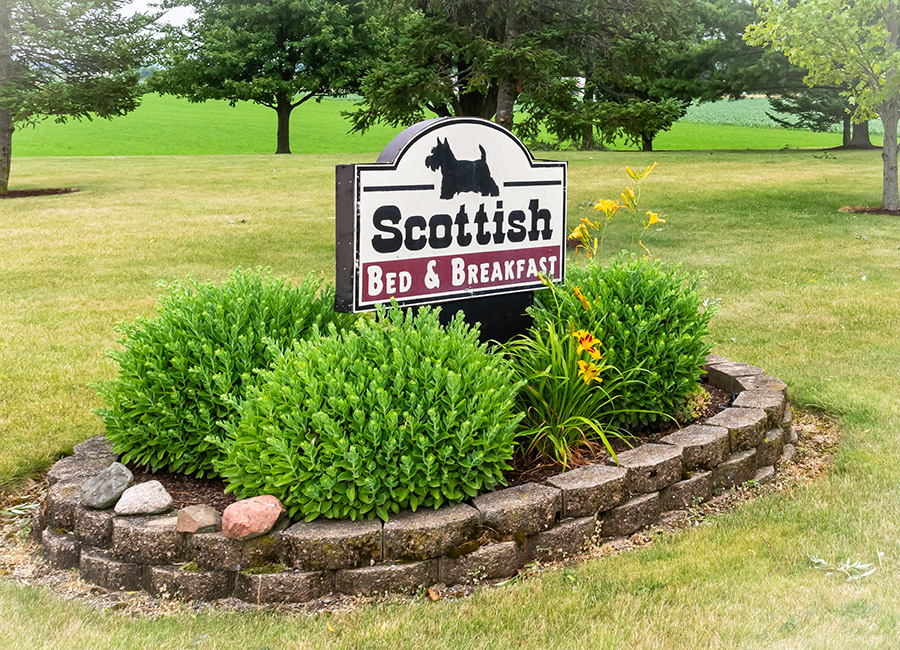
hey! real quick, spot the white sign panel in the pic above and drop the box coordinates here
[335,117,567,312]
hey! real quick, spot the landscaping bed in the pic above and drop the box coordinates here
[34,356,795,604]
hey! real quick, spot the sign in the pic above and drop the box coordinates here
[335,117,567,312]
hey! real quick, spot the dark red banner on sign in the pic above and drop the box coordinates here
[361,245,561,304]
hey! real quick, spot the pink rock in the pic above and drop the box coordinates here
[222,495,286,540]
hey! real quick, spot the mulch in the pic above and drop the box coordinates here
[838,205,900,216]
[1,188,79,199]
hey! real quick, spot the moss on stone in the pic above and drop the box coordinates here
[180,560,202,572]
[239,562,286,576]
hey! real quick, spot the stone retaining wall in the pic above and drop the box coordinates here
[35,356,796,604]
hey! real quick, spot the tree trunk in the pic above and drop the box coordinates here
[641,133,653,152]
[275,95,292,154]
[850,120,872,147]
[581,82,595,150]
[842,114,851,147]
[0,0,12,195]
[494,0,519,131]
[880,102,899,211]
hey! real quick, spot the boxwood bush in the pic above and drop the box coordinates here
[530,255,716,428]
[213,306,523,521]
[97,269,353,477]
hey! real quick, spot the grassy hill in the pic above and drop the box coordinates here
[11,94,860,158]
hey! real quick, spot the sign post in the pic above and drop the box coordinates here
[336,117,567,341]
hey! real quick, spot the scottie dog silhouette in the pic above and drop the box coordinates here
[425,138,501,200]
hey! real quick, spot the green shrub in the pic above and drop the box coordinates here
[97,268,353,477]
[213,306,523,522]
[530,255,716,428]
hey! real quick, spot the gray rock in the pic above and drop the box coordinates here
[544,464,627,518]
[712,449,757,490]
[114,480,173,516]
[659,471,712,511]
[112,515,185,564]
[187,531,283,571]
[754,466,776,484]
[706,407,768,451]
[177,504,221,534]
[234,570,332,604]
[438,541,526,585]
[611,444,682,494]
[659,424,730,471]
[383,504,481,561]
[42,527,81,569]
[334,560,436,596]
[600,493,660,537]
[732,389,786,430]
[706,362,764,392]
[779,444,797,466]
[281,519,382,571]
[74,506,116,548]
[472,483,561,537]
[147,565,234,601]
[81,462,133,509]
[757,429,785,468]
[79,548,144,592]
[528,516,597,562]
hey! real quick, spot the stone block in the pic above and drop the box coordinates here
[757,429,785,468]
[659,471,712,511]
[45,482,82,531]
[781,406,793,436]
[46,455,109,487]
[611,444,682,494]
[528,516,597,562]
[732,390,785,430]
[754,466,776,484]
[712,450,757,491]
[74,506,116,548]
[705,354,730,368]
[234,570,332,604]
[31,505,46,544]
[79,548,144,592]
[779,444,797,466]
[42,527,81,569]
[187,531,283,571]
[473,483,561,537]
[438,541,525,585]
[706,407,768,451]
[706,362,764,393]
[600,493,660,538]
[544,464,626,518]
[281,519,381,571]
[334,560,436,596]
[147,565,234,601]
[659,425,730,471]
[383,504,481,561]
[786,426,799,445]
[73,435,116,462]
[112,515,185,564]
[735,374,787,396]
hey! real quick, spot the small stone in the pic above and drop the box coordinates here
[222,495,286,541]
[81,462,133,509]
[787,426,799,445]
[177,504,221,534]
[779,444,797,466]
[114,480,173,516]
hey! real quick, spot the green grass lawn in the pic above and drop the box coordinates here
[10,94,860,158]
[2,148,900,648]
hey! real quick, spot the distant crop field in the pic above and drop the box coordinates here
[11,94,876,157]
